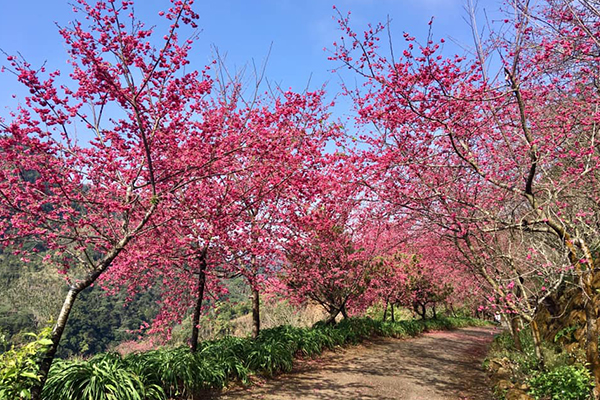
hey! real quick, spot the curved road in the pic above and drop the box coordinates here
[218,326,497,400]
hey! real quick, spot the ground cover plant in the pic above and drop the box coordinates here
[485,329,594,400]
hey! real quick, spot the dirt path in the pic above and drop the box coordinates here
[217,326,499,400]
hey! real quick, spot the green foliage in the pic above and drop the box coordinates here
[58,287,160,358]
[486,328,593,400]
[297,328,328,356]
[0,251,50,343]
[169,294,252,344]
[198,337,251,384]
[0,251,160,358]
[43,353,165,400]
[554,325,580,343]
[247,339,294,376]
[445,317,491,328]
[0,329,8,354]
[422,318,453,331]
[0,326,53,400]
[486,329,540,377]
[208,300,252,337]
[528,365,594,400]
[0,304,36,344]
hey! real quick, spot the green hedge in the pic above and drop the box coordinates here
[40,317,488,400]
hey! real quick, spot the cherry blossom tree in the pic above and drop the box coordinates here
[331,0,600,391]
[101,172,237,351]
[102,86,340,342]
[0,0,246,394]
[221,89,339,338]
[100,81,258,350]
[281,165,375,324]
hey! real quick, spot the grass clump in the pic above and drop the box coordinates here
[43,353,164,400]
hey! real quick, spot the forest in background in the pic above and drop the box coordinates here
[0,251,325,358]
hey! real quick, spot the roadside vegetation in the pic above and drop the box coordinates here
[1,316,487,400]
[486,329,594,400]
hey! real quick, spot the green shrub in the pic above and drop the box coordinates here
[198,336,251,384]
[247,338,294,376]
[297,329,326,356]
[0,329,8,354]
[0,326,52,400]
[528,365,593,400]
[43,353,164,400]
[554,325,580,343]
[403,319,425,336]
[128,347,209,396]
[423,318,453,331]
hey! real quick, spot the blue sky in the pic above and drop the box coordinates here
[0,0,503,123]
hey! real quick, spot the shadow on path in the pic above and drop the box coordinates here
[215,326,499,400]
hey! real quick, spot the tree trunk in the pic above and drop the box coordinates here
[415,303,426,320]
[448,303,456,317]
[341,305,349,319]
[432,304,437,319]
[251,286,260,339]
[509,316,523,352]
[584,299,600,399]
[530,320,545,368]
[190,251,207,353]
[390,303,395,322]
[324,314,336,325]
[29,206,152,399]
[414,302,426,319]
[383,298,389,321]
[31,287,81,400]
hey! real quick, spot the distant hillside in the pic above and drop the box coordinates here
[0,248,160,357]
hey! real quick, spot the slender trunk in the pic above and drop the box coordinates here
[417,303,426,320]
[341,305,349,319]
[432,304,437,319]
[390,303,395,322]
[31,287,81,400]
[530,320,545,368]
[584,299,600,399]
[324,307,339,325]
[190,251,207,353]
[448,303,456,317]
[30,206,153,399]
[509,316,523,352]
[324,302,349,325]
[414,302,424,319]
[251,286,260,339]
[383,298,389,321]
